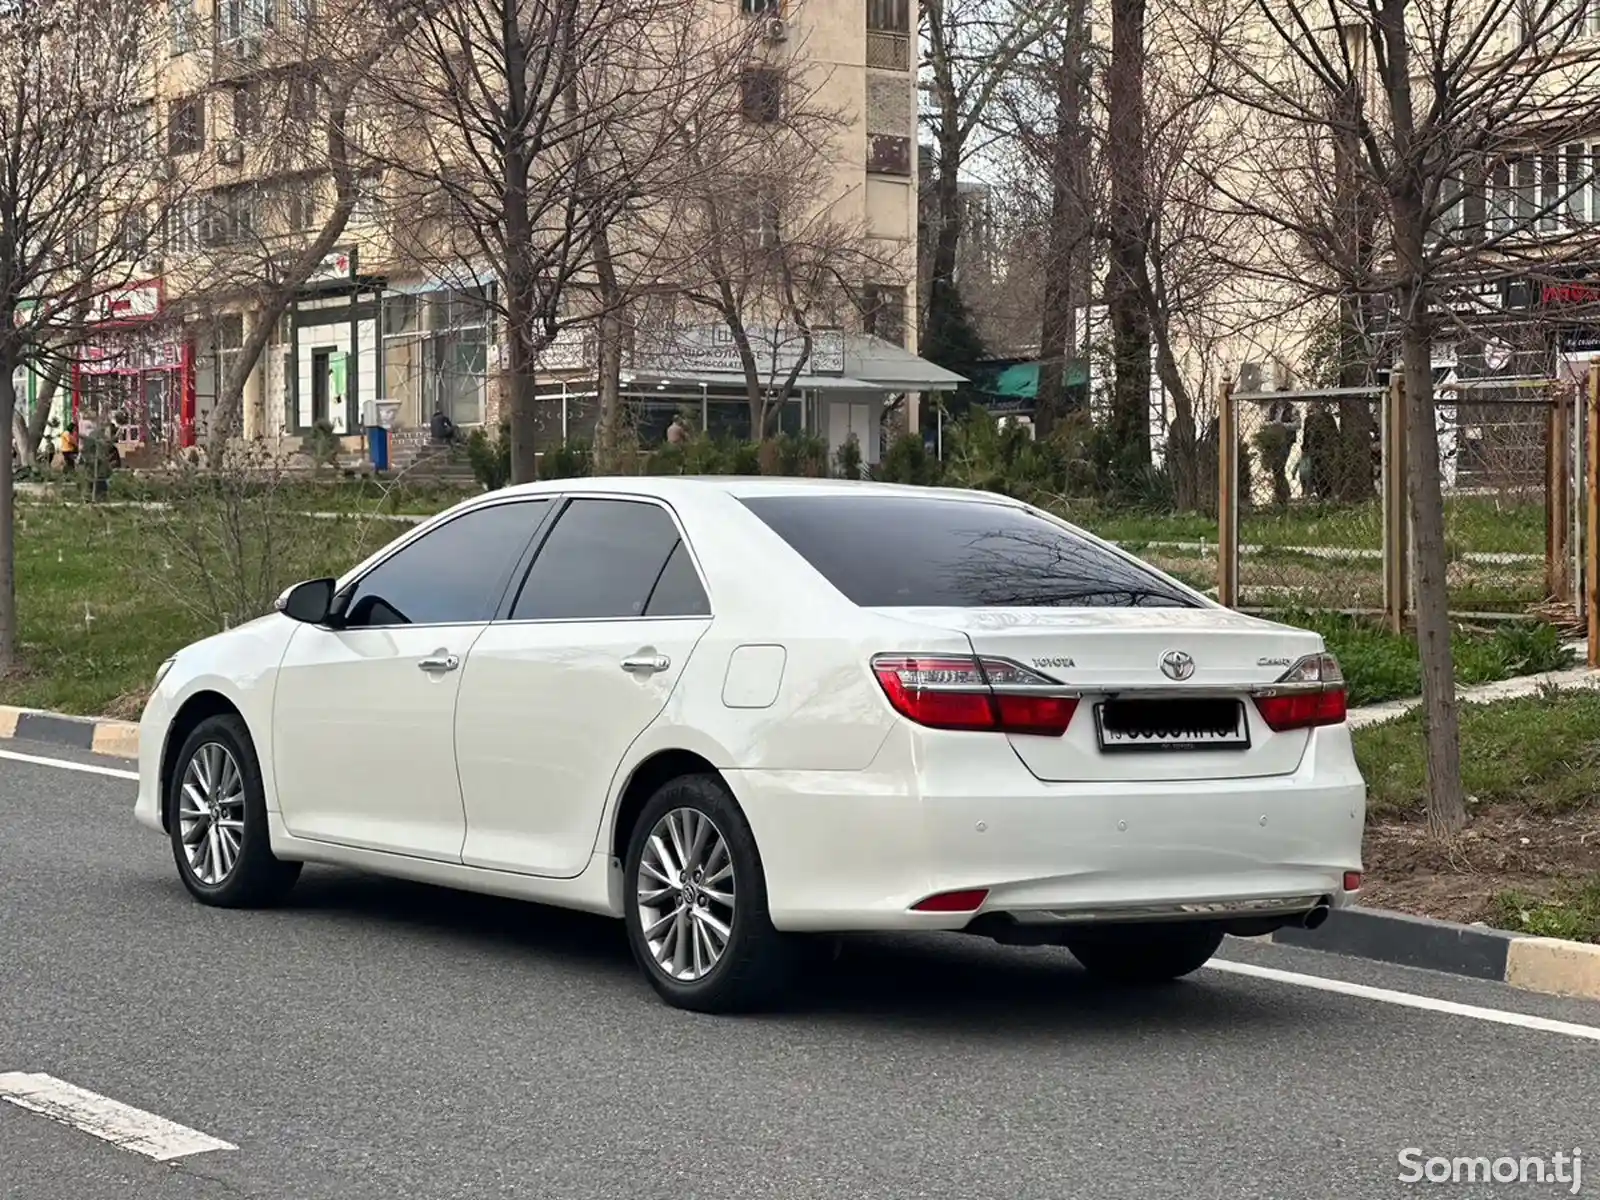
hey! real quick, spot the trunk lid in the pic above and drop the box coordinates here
[876,606,1326,782]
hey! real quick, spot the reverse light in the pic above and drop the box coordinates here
[1252,653,1347,731]
[912,888,990,913]
[870,655,1077,736]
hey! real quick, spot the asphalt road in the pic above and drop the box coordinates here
[3,739,1599,1200]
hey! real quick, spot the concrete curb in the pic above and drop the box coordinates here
[1272,907,1600,1002]
[0,707,138,760]
[1346,655,1599,729]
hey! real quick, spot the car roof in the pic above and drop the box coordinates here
[486,475,1025,505]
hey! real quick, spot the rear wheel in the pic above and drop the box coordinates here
[622,773,796,1013]
[1065,923,1224,985]
[167,714,301,908]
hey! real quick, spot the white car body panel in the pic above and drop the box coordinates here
[136,476,1366,941]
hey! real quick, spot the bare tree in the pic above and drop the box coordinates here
[373,0,751,484]
[921,0,1063,392]
[0,0,187,673]
[169,0,408,462]
[659,54,887,440]
[1190,0,1600,836]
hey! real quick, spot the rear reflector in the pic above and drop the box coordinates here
[1344,871,1362,892]
[1253,652,1347,731]
[912,888,990,913]
[870,655,1076,736]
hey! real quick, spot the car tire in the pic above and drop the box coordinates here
[1065,923,1225,985]
[623,773,796,1014]
[167,713,301,908]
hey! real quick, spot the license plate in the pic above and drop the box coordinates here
[1094,698,1250,753]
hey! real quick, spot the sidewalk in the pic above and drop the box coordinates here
[1347,644,1597,729]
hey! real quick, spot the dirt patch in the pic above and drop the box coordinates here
[99,690,149,722]
[1362,803,1600,926]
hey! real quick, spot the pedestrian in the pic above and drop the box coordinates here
[59,422,79,474]
[429,402,458,448]
[667,416,688,445]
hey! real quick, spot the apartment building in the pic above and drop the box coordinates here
[64,0,954,465]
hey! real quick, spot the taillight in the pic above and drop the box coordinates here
[1253,653,1347,731]
[870,654,1077,736]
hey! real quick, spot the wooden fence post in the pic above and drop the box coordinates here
[1547,384,1572,606]
[1217,375,1238,608]
[1382,371,1409,635]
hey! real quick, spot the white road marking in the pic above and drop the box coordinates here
[0,748,138,780]
[0,1072,235,1161]
[1208,959,1600,1042]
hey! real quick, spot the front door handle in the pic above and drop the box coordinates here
[418,654,460,673]
[621,653,671,675]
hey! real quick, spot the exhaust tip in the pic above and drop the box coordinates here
[1299,903,1331,930]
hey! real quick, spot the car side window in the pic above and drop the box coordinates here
[511,498,692,621]
[340,501,548,628]
[644,540,710,617]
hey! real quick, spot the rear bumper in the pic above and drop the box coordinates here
[727,723,1366,933]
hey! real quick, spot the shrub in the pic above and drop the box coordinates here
[834,433,863,479]
[876,431,942,485]
[465,424,511,490]
[540,440,591,480]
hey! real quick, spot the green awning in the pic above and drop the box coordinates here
[973,360,1088,400]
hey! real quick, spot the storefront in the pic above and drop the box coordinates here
[288,247,382,436]
[71,281,197,447]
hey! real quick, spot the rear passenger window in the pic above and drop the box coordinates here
[645,540,710,616]
[512,499,693,620]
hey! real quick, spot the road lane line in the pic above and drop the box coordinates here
[0,1072,235,1161]
[1208,959,1600,1042]
[0,748,138,780]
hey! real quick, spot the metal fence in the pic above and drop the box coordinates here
[1218,374,1581,629]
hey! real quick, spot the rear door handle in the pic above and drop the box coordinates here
[418,654,460,673]
[621,653,671,675]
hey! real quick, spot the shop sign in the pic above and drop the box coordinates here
[635,323,845,377]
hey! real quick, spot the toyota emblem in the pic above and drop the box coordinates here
[1159,649,1195,681]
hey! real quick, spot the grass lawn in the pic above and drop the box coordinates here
[1353,690,1600,941]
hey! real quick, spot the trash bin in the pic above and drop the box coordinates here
[367,424,389,472]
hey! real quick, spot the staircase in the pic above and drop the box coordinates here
[381,428,478,486]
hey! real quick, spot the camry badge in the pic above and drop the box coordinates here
[1159,649,1195,681]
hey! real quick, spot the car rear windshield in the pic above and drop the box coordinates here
[739,494,1200,609]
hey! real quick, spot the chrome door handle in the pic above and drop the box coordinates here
[418,654,460,673]
[621,653,671,674]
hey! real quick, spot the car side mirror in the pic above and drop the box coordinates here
[277,578,337,625]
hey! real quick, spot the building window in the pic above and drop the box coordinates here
[166,195,205,254]
[353,169,385,224]
[867,134,912,175]
[218,0,272,42]
[117,207,152,263]
[861,283,906,346]
[867,0,909,31]
[168,96,204,155]
[739,68,782,123]
[383,289,489,427]
[741,0,778,12]
[233,83,263,137]
[170,0,197,53]
[739,186,780,249]
[287,75,319,124]
[287,177,316,231]
[204,186,258,245]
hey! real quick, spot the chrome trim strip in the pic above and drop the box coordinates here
[1000,894,1325,925]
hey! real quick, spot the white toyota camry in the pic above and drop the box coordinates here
[135,476,1365,1011]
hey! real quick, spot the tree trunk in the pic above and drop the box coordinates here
[1399,291,1467,838]
[1034,7,1089,439]
[503,279,541,484]
[0,351,18,674]
[1106,0,1151,463]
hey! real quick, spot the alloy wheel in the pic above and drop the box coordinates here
[635,807,736,982]
[176,742,246,887]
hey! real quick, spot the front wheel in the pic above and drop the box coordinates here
[1065,923,1224,985]
[622,774,796,1013]
[167,714,301,908]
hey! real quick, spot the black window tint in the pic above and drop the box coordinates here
[645,540,711,616]
[341,501,546,627]
[739,495,1198,608]
[513,499,683,620]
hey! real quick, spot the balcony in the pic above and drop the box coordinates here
[866,31,910,71]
